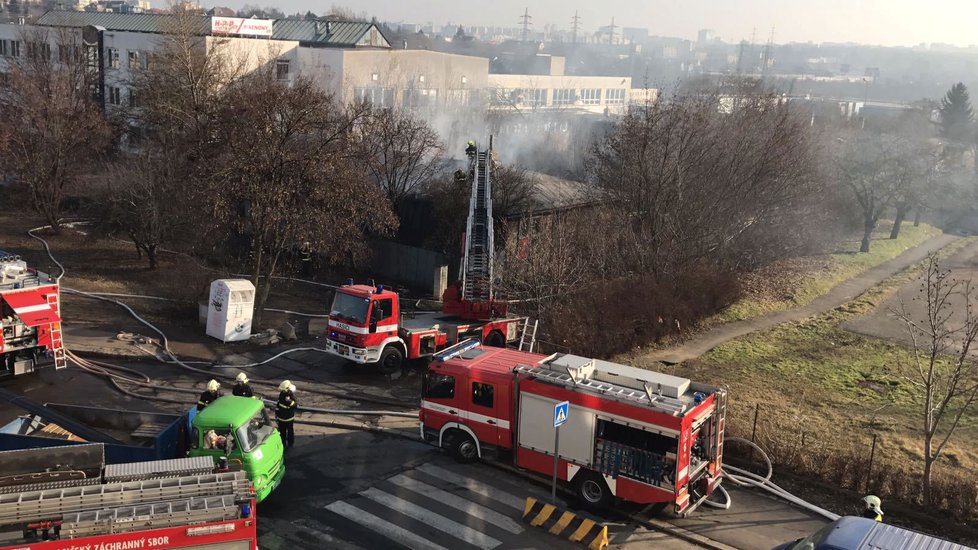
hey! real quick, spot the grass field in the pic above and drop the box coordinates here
[715,222,943,322]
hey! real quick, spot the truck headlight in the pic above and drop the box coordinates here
[354,349,366,356]
[255,474,267,489]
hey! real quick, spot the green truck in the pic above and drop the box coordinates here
[188,396,285,502]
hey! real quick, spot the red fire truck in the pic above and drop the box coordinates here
[0,251,66,376]
[325,282,529,374]
[0,445,259,550]
[324,140,534,373]
[419,340,727,515]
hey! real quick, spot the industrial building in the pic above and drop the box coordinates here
[0,11,638,116]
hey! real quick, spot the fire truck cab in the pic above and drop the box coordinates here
[325,282,526,374]
[0,251,65,376]
[420,341,727,515]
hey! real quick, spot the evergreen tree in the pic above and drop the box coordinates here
[939,82,973,143]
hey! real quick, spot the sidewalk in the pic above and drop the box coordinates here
[638,234,959,365]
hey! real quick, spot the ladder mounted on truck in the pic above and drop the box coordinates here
[514,353,696,416]
[460,139,495,303]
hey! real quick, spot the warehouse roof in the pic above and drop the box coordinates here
[35,11,391,48]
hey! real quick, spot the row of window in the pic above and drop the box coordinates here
[424,372,495,409]
[105,47,150,70]
[353,87,480,108]
[0,39,86,63]
[106,85,137,107]
[493,87,628,107]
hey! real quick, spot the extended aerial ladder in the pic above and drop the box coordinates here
[461,140,495,304]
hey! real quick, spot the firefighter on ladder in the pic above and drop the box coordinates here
[197,379,221,411]
[276,380,297,449]
[465,140,477,157]
[861,495,884,522]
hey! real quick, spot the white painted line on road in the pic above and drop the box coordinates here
[325,500,450,550]
[362,487,502,550]
[388,474,524,535]
[417,463,525,510]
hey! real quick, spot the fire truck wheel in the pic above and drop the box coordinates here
[447,431,479,463]
[483,330,505,348]
[377,346,404,375]
[573,471,612,511]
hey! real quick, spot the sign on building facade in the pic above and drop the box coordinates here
[211,17,274,37]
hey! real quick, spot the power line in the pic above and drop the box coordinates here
[570,10,581,44]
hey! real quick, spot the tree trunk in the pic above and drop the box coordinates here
[890,205,908,240]
[923,433,934,505]
[913,206,922,227]
[860,215,876,253]
[146,244,158,270]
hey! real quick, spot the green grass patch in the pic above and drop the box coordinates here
[715,222,942,322]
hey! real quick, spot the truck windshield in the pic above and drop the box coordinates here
[236,408,275,453]
[330,292,370,324]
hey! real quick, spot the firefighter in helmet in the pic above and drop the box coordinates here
[299,240,313,278]
[232,372,254,398]
[465,140,477,157]
[197,379,221,411]
[861,495,883,522]
[454,169,467,183]
[276,380,297,449]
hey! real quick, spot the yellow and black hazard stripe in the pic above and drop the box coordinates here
[522,497,608,550]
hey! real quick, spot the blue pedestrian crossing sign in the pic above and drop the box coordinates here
[554,401,569,428]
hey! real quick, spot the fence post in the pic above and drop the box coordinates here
[866,433,878,493]
[749,403,760,461]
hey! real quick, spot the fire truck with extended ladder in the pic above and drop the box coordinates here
[0,251,66,376]
[420,340,727,516]
[324,139,536,373]
[0,444,258,550]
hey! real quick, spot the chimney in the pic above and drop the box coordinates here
[325,20,331,34]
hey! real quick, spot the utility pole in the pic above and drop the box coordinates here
[736,39,747,74]
[761,26,775,77]
[570,10,581,44]
[607,16,617,45]
[519,7,532,42]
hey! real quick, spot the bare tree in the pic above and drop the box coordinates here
[212,70,397,325]
[835,132,900,252]
[0,28,113,232]
[894,256,978,505]
[356,106,443,209]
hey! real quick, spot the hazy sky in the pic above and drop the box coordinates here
[219,0,978,47]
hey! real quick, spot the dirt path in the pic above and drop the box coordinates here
[635,233,961,365]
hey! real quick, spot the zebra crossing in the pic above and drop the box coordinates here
[321,459,570,550]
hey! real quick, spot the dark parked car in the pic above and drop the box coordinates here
[774,516,974,550]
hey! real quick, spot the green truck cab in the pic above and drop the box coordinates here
[188,396,285,502]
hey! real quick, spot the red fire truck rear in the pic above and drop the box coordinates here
[0,251,66,376]
[0,446,258,550]
[324,140,535,373]
[419,340,727,515]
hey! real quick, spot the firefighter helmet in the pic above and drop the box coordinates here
[279,380,293,392]
[206,379,220,392]
[467,140,475,146]
[236,372,249,383]
[863,495,883,514]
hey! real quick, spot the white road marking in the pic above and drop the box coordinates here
[325,500,450,550]
[416,463,525,510]
[387,474,524,534]
[362,487,501,550]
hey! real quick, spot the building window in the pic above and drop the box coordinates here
[461,75,467,84]
[418,74,425,83]
[107,86,121,105]
[275,59,290,81]
[27,42,51,61]
[472,382,494,408]
[0,40,7,57]
[606,88,626,104]
[526,88,547,106]
[371,72,379,81]
[128,50,140,70]
[59,45,81,63]
[404,88,438,108]
[10,40,21,58]
[128,88,138,108]
[446,89,470,105]
[106,47,120,69]
[127,125,143,148]
[580,88,601,105]
[354,87,394,107]
[553,88,574,105]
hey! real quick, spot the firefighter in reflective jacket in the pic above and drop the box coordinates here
[276,380,297,449]
[232,372,254,398]
[299,241,313,278]
[861,495,883,522]
[465,140,477,156]
[197,379,221,411]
